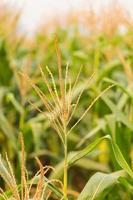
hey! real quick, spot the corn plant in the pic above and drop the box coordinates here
[19,37,133,200]
[0,133,65,200]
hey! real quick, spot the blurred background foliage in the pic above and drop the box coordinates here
[0,2,133,199]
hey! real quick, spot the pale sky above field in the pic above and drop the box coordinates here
[2,0,133,34]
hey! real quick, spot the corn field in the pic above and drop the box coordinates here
[0,2,133,200]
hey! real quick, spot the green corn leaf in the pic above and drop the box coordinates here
[0,112,16,150]
[102,95,133,131]
[96,60,121,84]
[103,77,133,98]
[68,135,133,178]
[6,93,24,114]
[78,170,125,200]
[111,140,133,178]
[67,135,110,167]
[0,39,13,86]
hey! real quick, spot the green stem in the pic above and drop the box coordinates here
[63,130,68,200]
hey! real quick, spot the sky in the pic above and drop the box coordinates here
[2,0,133,33]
